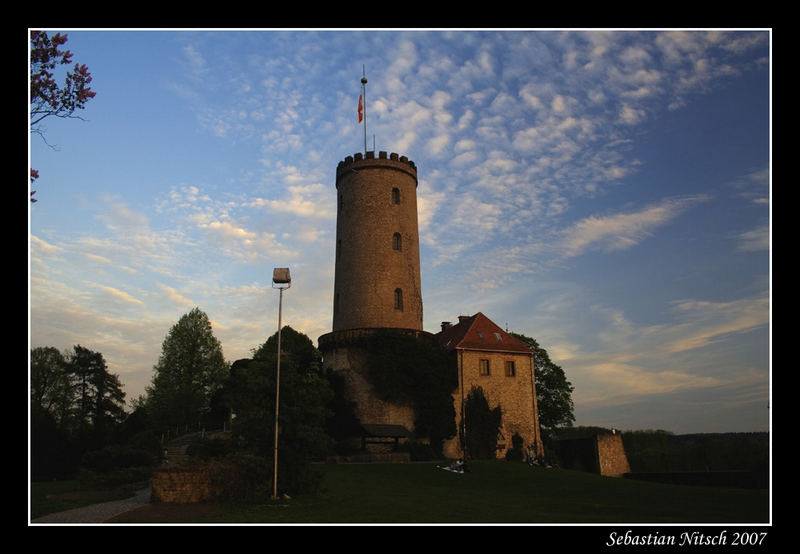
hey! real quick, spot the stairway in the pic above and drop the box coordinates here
[162,432,202,467]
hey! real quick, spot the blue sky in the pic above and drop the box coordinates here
[29,29,771,434]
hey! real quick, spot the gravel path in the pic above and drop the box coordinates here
[31,487,152,524]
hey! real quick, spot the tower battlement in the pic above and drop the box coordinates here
[336,151,418,188]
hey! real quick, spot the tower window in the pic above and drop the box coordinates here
[392,187,400,204]
[392,232,402,251]
[394,288,403,311]
[479,359,490,376]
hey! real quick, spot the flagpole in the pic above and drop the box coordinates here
[361,66,368,155]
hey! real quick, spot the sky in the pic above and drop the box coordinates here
[29,29,771,435]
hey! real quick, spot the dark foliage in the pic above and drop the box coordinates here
[359,330,458,453]
[30,345,127,480]
[218,327,333,495]
[622,430,769,473]
[505,432,525,461]
[323,368,362,443]
[510,333,575,435]
[463,386,503,460]
[81,444,156,472]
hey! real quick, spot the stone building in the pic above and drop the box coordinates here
[437,313,544,459]
[319,151,428,445]
[318,151,542,459]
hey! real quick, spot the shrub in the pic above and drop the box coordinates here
[394,441,439,461]
[81,444,156,472]
[207,453,272,502]
[505,433,524,461]
[126,430,163,460]
[463,386,502,460]
[187,437,235,461]
[78,466,152,490]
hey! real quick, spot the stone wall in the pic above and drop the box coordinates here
[596,433,631,477]
[321,340,416,433]
[556,433,631,477]
[151,467,221,503]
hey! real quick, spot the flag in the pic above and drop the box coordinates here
[358,93,363,123]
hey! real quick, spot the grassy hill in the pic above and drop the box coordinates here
[107,460,768,524]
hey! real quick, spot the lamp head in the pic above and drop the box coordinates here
[272,267,291,288]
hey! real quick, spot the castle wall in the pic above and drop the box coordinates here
[596,433,631,477]
[322,340,416,432]
[555,434,631,477]
[151,467,220,503]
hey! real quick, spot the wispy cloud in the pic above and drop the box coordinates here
[558,196,710,258]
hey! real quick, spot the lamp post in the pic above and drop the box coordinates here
[271,267,291,500]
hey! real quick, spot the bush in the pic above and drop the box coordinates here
[126,430,163,460]
[78,466,152,490]
[463,386,502,460]
[207,453,272,502]
[394,441,440,461]
[505,433,524,462]
[187,437,235,461]
[81,444,156,472]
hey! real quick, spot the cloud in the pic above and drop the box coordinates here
[737,225,770,252]
[257,183,334,219]
[558,196,709,258]
[665,296,770,353]
[158,284,196,308]
[93,284,145,306]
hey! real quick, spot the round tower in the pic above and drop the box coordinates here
[319,151,429,443]
[332,151,423,332]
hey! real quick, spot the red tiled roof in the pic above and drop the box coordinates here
[436,312,533,354]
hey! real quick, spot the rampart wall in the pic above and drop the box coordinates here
[555,434,631,477]
[151,467,220,503]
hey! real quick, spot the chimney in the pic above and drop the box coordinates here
[458,315,470,323]
[441,321,452,331]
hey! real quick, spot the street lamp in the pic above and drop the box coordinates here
[271,267,291,500]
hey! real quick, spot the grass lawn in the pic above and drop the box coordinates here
[102,461,769,524]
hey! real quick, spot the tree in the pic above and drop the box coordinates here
[66,345,127,445]
[30,346,72,425]
[30,345,125,477]
[221,327,333,495]
[511,333,575,435]
[29,30,96,202]
[462,386,503,460]
[146,308,229,432]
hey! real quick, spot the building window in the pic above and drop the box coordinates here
[394,288,403,311]
[392,232,402,251]
[505,360,516,377]
[392,187,400,204]
[479,359,490,376]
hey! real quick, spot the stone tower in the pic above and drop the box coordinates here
[331,151,423,332]
[319,151,431,444]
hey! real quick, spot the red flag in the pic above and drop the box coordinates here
[358,93,363,123]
